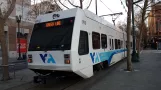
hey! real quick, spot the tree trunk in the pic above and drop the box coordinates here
[136,0,148,56]
[126,0,132,71]
[137,24,144,56]
[137,33,142,56]
[0,22,10,81]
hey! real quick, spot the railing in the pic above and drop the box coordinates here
[0,64,16,79]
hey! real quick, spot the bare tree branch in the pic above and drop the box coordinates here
[58,0,69,9]
[3,0,16,21]
[146,1,161,9]
[54,0,62,10]
[86,0,92,9]
[134,3,143,10]
[0,2,3,18]
[144,15,149,20]
[68,0,79,8]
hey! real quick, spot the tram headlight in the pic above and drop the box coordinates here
[65,60,70,64]
[64,54,70,64]
[28,54,33,63]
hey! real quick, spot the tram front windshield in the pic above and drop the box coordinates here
[28,17,75,51]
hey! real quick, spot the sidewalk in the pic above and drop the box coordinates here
[0,58,26,65]
[64,50,161,90]
[0,69,36,90]
[86,50,161,90]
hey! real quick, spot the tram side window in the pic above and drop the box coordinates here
[126,41,127,48]
[109,39,112,50]
[78,31,89,55]
[118,40,120,49]
[92,32,100,49]
[112,39,114,50]
[121,41,123,48]
[101,34,107,49]
[115,39,118,49]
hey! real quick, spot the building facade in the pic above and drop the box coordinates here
[148,2,161,37]
[0,0,61,58]
[148,1,161,49]
[0,0,34,58]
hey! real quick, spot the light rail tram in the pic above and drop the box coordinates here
[27,8,132,82]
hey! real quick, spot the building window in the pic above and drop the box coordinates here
[101,34,107,49]
[78,31,89,55]
[131,42,132,48]
[4,31,8,44]
[92,32,100,49]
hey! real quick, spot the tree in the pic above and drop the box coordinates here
[0,0,16,81]
[135,0,148,56]
[54,0,93,9]
[117,21,127,31]
[134,0,161,56]
[126,0,132,71]
[29,0,62,19]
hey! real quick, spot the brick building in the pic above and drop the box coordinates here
[148,1,161,49]
[0,0,34,58]
[148,2,161,38]
[0,0,61,59]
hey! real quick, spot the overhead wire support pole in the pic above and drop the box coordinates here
[131,0,143,62]
[99,12,123,26]
[96,0,98,15]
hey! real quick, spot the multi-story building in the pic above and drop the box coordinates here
[148,1,161,49]
[0,0,61,59]
[0,0,34,59]
[148,2,161,37]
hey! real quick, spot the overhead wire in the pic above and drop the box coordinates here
[119,0,127,12]
[86,0,93,9]
[99,0,114,13]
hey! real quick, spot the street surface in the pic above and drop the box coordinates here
[4,50,161,90]
[0,59,27,73]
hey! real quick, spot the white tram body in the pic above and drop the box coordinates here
[27,8,132,78]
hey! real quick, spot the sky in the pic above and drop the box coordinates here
[32,0,128,25]
[60,0,128,25]
[88,0,127,24]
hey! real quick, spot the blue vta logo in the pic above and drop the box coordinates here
[40,54,56,64]
[90,52,100,63]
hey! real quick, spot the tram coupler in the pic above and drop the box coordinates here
[33,74,49,84]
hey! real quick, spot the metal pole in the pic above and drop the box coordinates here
[132,0,139,62]
[16,16,22,60]
[80,0,83,9]
[96,0,97,15]
[18,21,21,60]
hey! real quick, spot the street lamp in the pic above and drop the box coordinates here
[16,15,22,60]
[131,0,143,62]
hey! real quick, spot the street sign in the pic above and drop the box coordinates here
[17,38,27,53]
